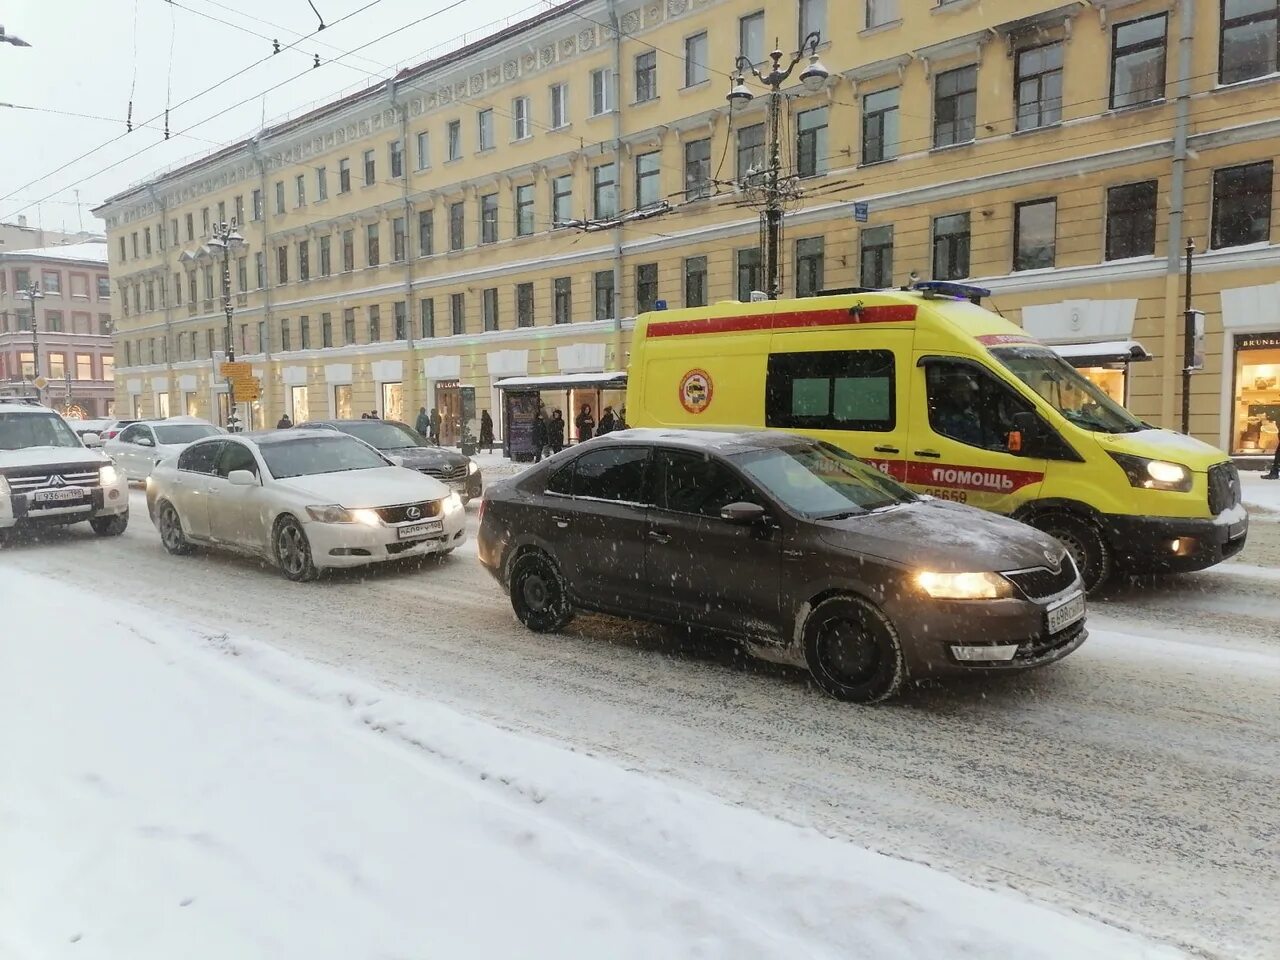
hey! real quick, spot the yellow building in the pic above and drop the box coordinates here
[96,0,1280,459]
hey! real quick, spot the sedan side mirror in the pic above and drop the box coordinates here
[721,501,767,525]
[136,435,155,447]
[227,469,258,486]
[82,432,102,447]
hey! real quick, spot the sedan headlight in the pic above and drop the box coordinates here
[349,508,382,527]
[1109,453,1193,493]
[916,570,1013,600]
[0,474,9,497]
[445,492,464,513]
[306,504,353,523]
[99,464,119,487]
[467,459,480,476]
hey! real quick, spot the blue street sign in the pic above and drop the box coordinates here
[853,202,869,223]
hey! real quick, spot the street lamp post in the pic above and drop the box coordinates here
[19,281,44,401]
[727,33,828,300]
[208,220,246,431]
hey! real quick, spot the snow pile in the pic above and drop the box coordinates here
[1241,471,1280,518]
[0,571,1186,960]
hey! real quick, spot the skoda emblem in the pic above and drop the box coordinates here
[406,505,422,520]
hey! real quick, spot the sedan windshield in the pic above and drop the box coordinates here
[0,412,83,450]
[154,424,220,445]
[735,442,915,519]
[335,420,426,450]
[260,435,390,479]
[991,347,1144,434]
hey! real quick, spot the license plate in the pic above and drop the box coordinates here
[33,487,86,503]
[397,519,443,540]
[1046,591,1085,634]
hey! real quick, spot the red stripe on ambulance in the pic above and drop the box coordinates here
[645,305,917,338]
[904,461,1043,494]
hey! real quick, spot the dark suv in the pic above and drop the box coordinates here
[299,419,482,502]
[478,429,1087,703]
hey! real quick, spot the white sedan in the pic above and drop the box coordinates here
[145,429,466,580]
[105,417,222,482]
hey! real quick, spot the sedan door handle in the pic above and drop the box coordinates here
[914,449,942,459]
[551,514,571,529]
[647,528,671,545]
[873,445,900,454]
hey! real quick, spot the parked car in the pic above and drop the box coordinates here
[98,418,143,441]
[0,400,130,537]
[67,418,115,447]
[298,418,482,502]
[146,429,467,580]
[478,429,1087,703]
[105,416,222,482]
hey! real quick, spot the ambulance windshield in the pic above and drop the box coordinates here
[991,347,1145,434]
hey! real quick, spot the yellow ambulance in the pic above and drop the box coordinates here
[625,282,1247,591]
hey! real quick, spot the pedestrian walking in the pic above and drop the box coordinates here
[549,409,565,453]
[480,410,495,454]
[532,409,550,462]
[575,403,595,443]
[276,413,293,429]
[430,407,442,444]
[616,406,628,430]
[597,406,616,436]
[1264,410,1280,480]
[415,405,431,436]
[369,410,380,419]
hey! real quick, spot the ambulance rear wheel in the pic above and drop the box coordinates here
[1032,513,1112,594]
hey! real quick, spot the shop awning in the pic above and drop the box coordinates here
[494,371,628,392]
[1052,340,1153,366]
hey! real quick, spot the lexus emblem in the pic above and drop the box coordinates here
[47,474,66,488]
[406,505,421,520]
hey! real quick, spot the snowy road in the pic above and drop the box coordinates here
[4,489,1278,959]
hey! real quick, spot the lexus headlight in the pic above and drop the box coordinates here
[1109,453,1193,492]
[0,475,9,497]
[350,508,382,526]
[306,504,353,523]
[446,492,464,512]
[99,464,119,487]
[467,459,479,475]
[916,570,1013,600]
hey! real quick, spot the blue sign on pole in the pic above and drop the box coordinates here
[853,202,869,223]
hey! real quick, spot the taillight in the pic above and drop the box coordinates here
[478,497,487,523]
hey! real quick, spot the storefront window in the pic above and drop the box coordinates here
[381,382,404,422]
[1074,367,1127,405]
[291,385,310,423]
[1231,333,1280,456]
[334,384,353,420]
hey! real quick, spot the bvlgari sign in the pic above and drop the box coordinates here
[1238,333,1280,351]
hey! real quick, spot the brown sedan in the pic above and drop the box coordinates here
[478,429,1086,703]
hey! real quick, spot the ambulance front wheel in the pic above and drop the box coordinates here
[1031,513,1112,594]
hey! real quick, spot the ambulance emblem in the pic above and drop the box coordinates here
[679,369,713,414]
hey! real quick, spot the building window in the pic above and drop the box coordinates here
[251,190,263,221]
[76,354,93,381]
[737,123,765,179]
[277,245,289,285]
[451,292,466,335]
[390,138,404,178]
[145,282,155,311]
[118,237,127,261]
[517,282,535,327]
[1016,42,1064,131]
[281,319,292,353]
[516,184,535,236]
[799,0,826,43]
[339,158,351,193]
[796,107,828,178]
[635,51,658,102]
[1105,181,1158,260]
[684,138,712,200]
[334,384,353,419]
[635,262,659,312]
[343,308,356,344]
[368,304,382,342]
[237,257,248,292]
[554,277,572,324]
[419,298,435,338]
[684,256,707,307]
[1013,198,1057,271]
[19,352,35,377]
[635,151,662,209]
[552,174,573,225]
[1221,0,1279,84]
[47,310,65,332]
[795,237,824,297]
[322,312,333,348]
[202,208,211,235]
[737,247,762,301]
[932,213,971,280]
[551,83,569,128]
[342,230,355,272]
[295,174,306,207]
[414,131,430,171]
[275,181,285,214]
[478,109,495,151]
[143,227,152,255]
[591,67,613,115]
[393,217,407,262]
[393,300,407,340]
[1230,331,1280,454]
[1110,14,1167,109]
[131,232,139,258]
[481,193,499,244]
[255,252,266,289]
[481,288,499,331]
[186,212,195,240]
[365,223,380,266]
[861,224,893,287]
[866,0,898,29]
[258,321,268,354]
[300,315,311,349]
[41,271,62,294]
[362,149,376,186]
[934,65,977,148]
[319,235,332,276]
[97,276,111,299]
[685,31,709,86]
[419,210,434,256]
[299,239,310,281]
[1212,160,1274,248]
[447,119,462,161]
[740,10,764,64]
[594,270,615,320]
[48,353,67,380]
[861,88,899,164]
[317,167,328,201]
[450,201,466,250]
[513,96,530,139]
[593,163,618,219]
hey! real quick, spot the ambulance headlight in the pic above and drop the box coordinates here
[1109,453,1192,493]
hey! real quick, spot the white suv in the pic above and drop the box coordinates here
[0,400,130,537]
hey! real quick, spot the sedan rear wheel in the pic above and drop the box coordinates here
[803,595,904,704]
[157,502,192,554]
[274,515,319,582]
[509,551,574,632]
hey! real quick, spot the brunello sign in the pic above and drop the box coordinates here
[1237,333,1280,351]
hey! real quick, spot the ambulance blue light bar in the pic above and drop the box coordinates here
[913,281,991,303]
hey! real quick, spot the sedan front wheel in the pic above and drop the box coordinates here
[274,515,319,582]
[156,502,191,555]
[509,551,573,632]
[802,595,905,704]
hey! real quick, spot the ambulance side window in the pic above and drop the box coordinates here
[765,350,895,432]
[925,362,1035,453]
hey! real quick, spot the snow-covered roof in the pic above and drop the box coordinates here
[494,371,628,391]
[0,240,109,265]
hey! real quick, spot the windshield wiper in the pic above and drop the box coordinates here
[819,509,866,521]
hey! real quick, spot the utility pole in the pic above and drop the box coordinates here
[209,220,246,432]
[19,281,44,402]
[1180,237,1195,435]
[727,34,829,300]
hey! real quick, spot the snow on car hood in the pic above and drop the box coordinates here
[0,446,107,470]
[819,499,1065,574]
[1092,429,1228,471]
[274,466,450,506]
[391,445,470,470]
